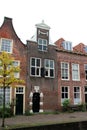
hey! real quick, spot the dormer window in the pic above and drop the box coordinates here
[62,41,72,51]
[0,38,13,53]
[84,46,87,52]
[38,38,47,51]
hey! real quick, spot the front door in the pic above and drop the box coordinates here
[16,94,23,115]
[32,92,40,113]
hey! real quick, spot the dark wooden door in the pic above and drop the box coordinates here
[32,92,40,113]
[16,94,23,115]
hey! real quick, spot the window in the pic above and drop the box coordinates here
[0,87,10,107]
[13,61,20,78]
[72,64,80,80]
[62,41,72,51]
[16,87,23,93]
[74,87,80,104]
[0,60,20,78]
[84,86,87,92]
[84,46,87,52]
[84,64,87,80]
[44,59,54,78]
[38,38,47,51]
[0,38,13,53]
[30,57,41,77]
[61,62,69,80]
[61,86,69,104]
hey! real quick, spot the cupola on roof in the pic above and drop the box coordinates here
[35,20,50,30]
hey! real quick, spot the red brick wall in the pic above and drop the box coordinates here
[0,17,27,110]
[56,50,87,109]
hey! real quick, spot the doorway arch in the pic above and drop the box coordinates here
[32,92,40,112]
[29,86,44,113]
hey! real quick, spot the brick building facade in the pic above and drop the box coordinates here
[27,21,58,113]
[0,17,27,115]
[0,17,87,114]
[55,39,87,110]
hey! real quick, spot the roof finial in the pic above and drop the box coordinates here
[42,20,44,23]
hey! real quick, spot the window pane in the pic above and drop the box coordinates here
[30,58,41,77]
[65,63,68,68]
[61,63,69,79]
[38,39,42,44]
[45,59,54,78]
[13,61,19,66]
[62,93,64,98]
[1,39,12,53]
[37,59,40,66]
[43,40,47,45]
[74,87,76,92]
[16,87,23,93]
[84,64,87,80]
[74,87,80,104]
[50,61,54,68]
[85,87,87,92]
[38,45,42,50]
[45,69,48,76]
[61,86,69,102]
[0,87,10,106]
[85,64,87,70]
[50,69,53,77]
[72,64,79,80]
[43,46,47,51]
[65,93,68,98]
[36,68,39,75]
[31,58,35,66]
[65,87,68,92]
[31,67,35,75]
[38,38,47,51]
[62,87,64,92]
[45,60,49,67]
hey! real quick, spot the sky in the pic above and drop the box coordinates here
[0,0,87,46]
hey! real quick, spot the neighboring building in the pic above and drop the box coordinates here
[55,39,87,110]
[27,20,58,113]
[0,17,26,115]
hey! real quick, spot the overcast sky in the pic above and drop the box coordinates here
[0,0,87,46]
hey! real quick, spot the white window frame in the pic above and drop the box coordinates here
[74,86,81,105]
[84,86,87,93]
[0,38,13,53]
[61,62,69,80]
[0,87,11,107]
[44,59,55,78]
[62,41,72,51]
[16,87,24,94]
[61,86,69,105]
[14,86,25,115]
[13,60,20,78]
[84,64,87,81]
[30,57,41,77]
[72,63,80,81]
[38,38,47,51]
